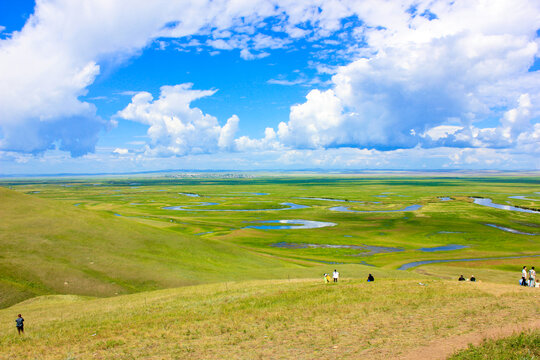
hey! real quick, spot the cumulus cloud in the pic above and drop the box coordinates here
[0,0,363,157]
[272,0,540,153]
[116,84,239,156]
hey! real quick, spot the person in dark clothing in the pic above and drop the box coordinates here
[458,275,466,281]
[367,274,374,282]
[15,314,24,335]
[470,275,476,282]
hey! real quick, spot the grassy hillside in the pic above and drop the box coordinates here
[0,277,538,359]
[1,175,539,308]
[0,187,317,307]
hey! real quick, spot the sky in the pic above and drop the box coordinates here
[0,0,539,175]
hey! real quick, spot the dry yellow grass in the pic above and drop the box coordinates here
[1,278,538,359]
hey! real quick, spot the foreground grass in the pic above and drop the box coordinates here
[1,278,538,360]
[449,329,540,360]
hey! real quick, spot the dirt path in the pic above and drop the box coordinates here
[396,318,540,360]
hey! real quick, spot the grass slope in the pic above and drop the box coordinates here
[0,187,312,307]
[0,277,538,359]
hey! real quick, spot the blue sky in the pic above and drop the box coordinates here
[0,0,539,174]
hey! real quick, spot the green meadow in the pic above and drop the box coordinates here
[0,174,539,358]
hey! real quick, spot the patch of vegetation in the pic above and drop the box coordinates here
[449,329,540,360]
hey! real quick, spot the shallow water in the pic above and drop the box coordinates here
[472,198,540,214]
[508,195,539,201]
[179,192,200,197]
[246,219,336,230]
[295,197,362,203]
[418,244,468,252]
[398,254,540,270]
[163,202,309,212]
[329,204,422,213]
[484,223,538,235]
[437,231,463,234]
[270,242,403,255]
[439,197,452,201]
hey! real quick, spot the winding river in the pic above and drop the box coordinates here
[329,204,422,213]
[472,198,540,214]
[398,254,540,270]
[163,202,309,212]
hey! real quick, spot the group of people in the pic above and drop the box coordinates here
[323,270,375,283]
[520,266,537,287]
[324,270,340,283]
[458,275,476,282]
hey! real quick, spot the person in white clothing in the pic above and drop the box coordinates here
[529,267,536,287]
[522,266,527,279]
[333,269,339,283]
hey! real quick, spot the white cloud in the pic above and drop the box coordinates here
[218,115,240,150]
[235,127,281,151]
[271,0,540,153]
[422,126,463,141]
[113,148,129,155]
[116,84,239,156]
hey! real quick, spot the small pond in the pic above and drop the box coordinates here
[246,219,336,230]
[179,193,200,197]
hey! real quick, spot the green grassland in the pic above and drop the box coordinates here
[0,175,539,358]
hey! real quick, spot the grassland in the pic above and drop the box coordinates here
[1,277,538,359]
[0,174,539,358]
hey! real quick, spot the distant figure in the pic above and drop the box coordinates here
[367,274,374,282]
[458,275,466,281]
[470,275,476,282]
[333,269,339,283]
[522,266,528,280]
[15,314,24,335]
[529,267,536,287]
[324,273,331,283]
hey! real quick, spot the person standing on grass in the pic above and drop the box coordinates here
[15,314,24,335]
[333,269,339,283]
[529,267,536,287]
[522,266,527,280]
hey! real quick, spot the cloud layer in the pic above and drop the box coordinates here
[0,0,539,169]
